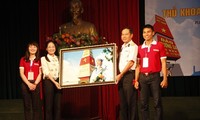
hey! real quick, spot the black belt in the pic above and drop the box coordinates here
[45,77,59,82]
[127,70,135,73]
[28,80,35,83]
[140,72,159,76]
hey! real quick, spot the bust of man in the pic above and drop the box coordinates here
[59,0,97,36]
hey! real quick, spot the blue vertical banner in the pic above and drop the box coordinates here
[145,0,200,76]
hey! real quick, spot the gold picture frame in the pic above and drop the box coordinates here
[59,43,117,88]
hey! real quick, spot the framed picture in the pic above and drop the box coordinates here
[59,43,117,88]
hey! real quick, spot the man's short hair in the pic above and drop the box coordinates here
[96,58,103,62]
[123,27,133,34]
[143,24,154,31]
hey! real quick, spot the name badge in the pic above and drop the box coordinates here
[143,57,149,68]
[28,72,34,80]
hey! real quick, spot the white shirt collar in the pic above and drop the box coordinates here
[122,40,134,48]
[141,40,157,48]
[47,54,57,60]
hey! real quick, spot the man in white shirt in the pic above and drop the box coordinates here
[116,27,139,120]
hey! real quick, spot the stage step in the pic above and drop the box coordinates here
[0,99,24,120]
[0,97,200,120]
[148,97,200,120]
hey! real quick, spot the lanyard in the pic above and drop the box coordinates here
[144,45,151,57]
[30,60,33,71]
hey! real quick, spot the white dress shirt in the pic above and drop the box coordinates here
[119,40,138,72]
[41,54,59,80]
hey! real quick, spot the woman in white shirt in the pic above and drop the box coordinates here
[41,40,61,120]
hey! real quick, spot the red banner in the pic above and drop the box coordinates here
[157,34,181,60]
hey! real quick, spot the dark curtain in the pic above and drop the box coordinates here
[1,1,38,99]
[38,0,140,119]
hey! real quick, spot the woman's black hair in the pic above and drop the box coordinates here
[24,41,40,62]
[44,40,58,62]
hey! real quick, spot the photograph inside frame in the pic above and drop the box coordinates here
[59,43,117,88]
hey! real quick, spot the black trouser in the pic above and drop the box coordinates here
[21,81,42,120]
[139,72,163,120]
[118,71,139,120]
[43,79,62,120]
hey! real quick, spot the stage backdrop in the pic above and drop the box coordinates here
[145,0,200,76]
[39,0,140,119]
